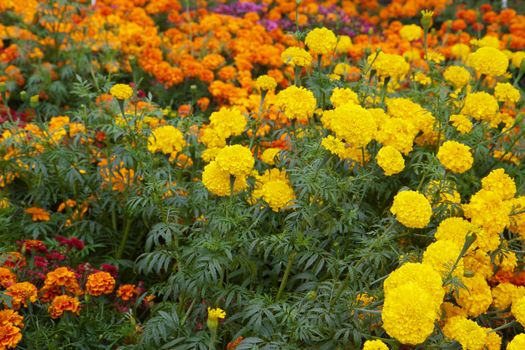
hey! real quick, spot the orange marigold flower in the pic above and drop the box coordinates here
[86,271,115,296]
[5,282,37,309]
[0,267,17,288]
[0,321,22,349]
[43,267,82,295]
[0,310,24,328]
[48,295,81,319]
[25,207,50,221]
[116,284,139,301]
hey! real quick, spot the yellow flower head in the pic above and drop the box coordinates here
[437,140,473,174]
[376,145,404,176]
[443,66,471,89]
[305,27,337,55]
[461,92,499,122]
[390,190,432,228]
[400,24,423,41]
[468,47,509,76]
[147,125,186,157]
[110,84,133,100]
[215,145,254,178]
[274,86,316,122]
[256,75,277,92]
[494,82,521,104]
[281,47,312,67]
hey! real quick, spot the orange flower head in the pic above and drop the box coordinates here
[48,295,81,319]
[0,321,22,349]
[117,284,139,301]
[5,282,37,309]
[25,207,50,221]
[43,267,82,295]
[0,310,24,328]
[86,271,116,296]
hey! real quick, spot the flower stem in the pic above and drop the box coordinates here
[276,251,296,301]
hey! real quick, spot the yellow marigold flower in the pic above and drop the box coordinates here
[463,189,511,238]
[255,75,277,92]
[507,334,525,350]
[381,282,438,345]
[443,66,471,89]
[305,27,337,55]
[468,47,509,76]
[449,114,472,134]
[492,283,525,310]
[5,282,37,309]
[437,140,473,173]
[511,51,525,69]
[461,92,499,123]
[0,267,17,288]
[512,296,525,327]
[275,85,316,122]
[202,161,248,197]
[464,249,493,279]
[390,190,432,228]
[435,217,474,249]
[328,104,376,148]
[367,52,410,81]
[252,169,295,212]
[25,207,50,221]
[451,43,471,61]
[209,108,247,139]
[474,35,500,49]
[423,240,463,279]
[330,87,359,108]
[281,47,312,67]
[443,316,487,350]
[362,339,388,350]
[48,295,81,318]
[333,63,352,76]
[201,128,227,149]
[215,145,254,177]
[376,118,417,155]
[494,82,521,104]
[147,125,186,156]
[481,168,516,200]
[376,146,404,176]
[413,72,431,85]
[260,148,281,165]
[335,35,352,53]
[425,51,444,64]
[86,271,116,296]
[455,274,492,317]
[399,24,422,41]
[109,84,133,100]
[207,307,226,330]
[0,321,22,349]
[383,262,444,303]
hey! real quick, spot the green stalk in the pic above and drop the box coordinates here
[116,213,132,259]
[276,251,296,300]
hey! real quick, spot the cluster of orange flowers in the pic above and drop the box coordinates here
[0,238,150,348]
[1,0,522,118]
